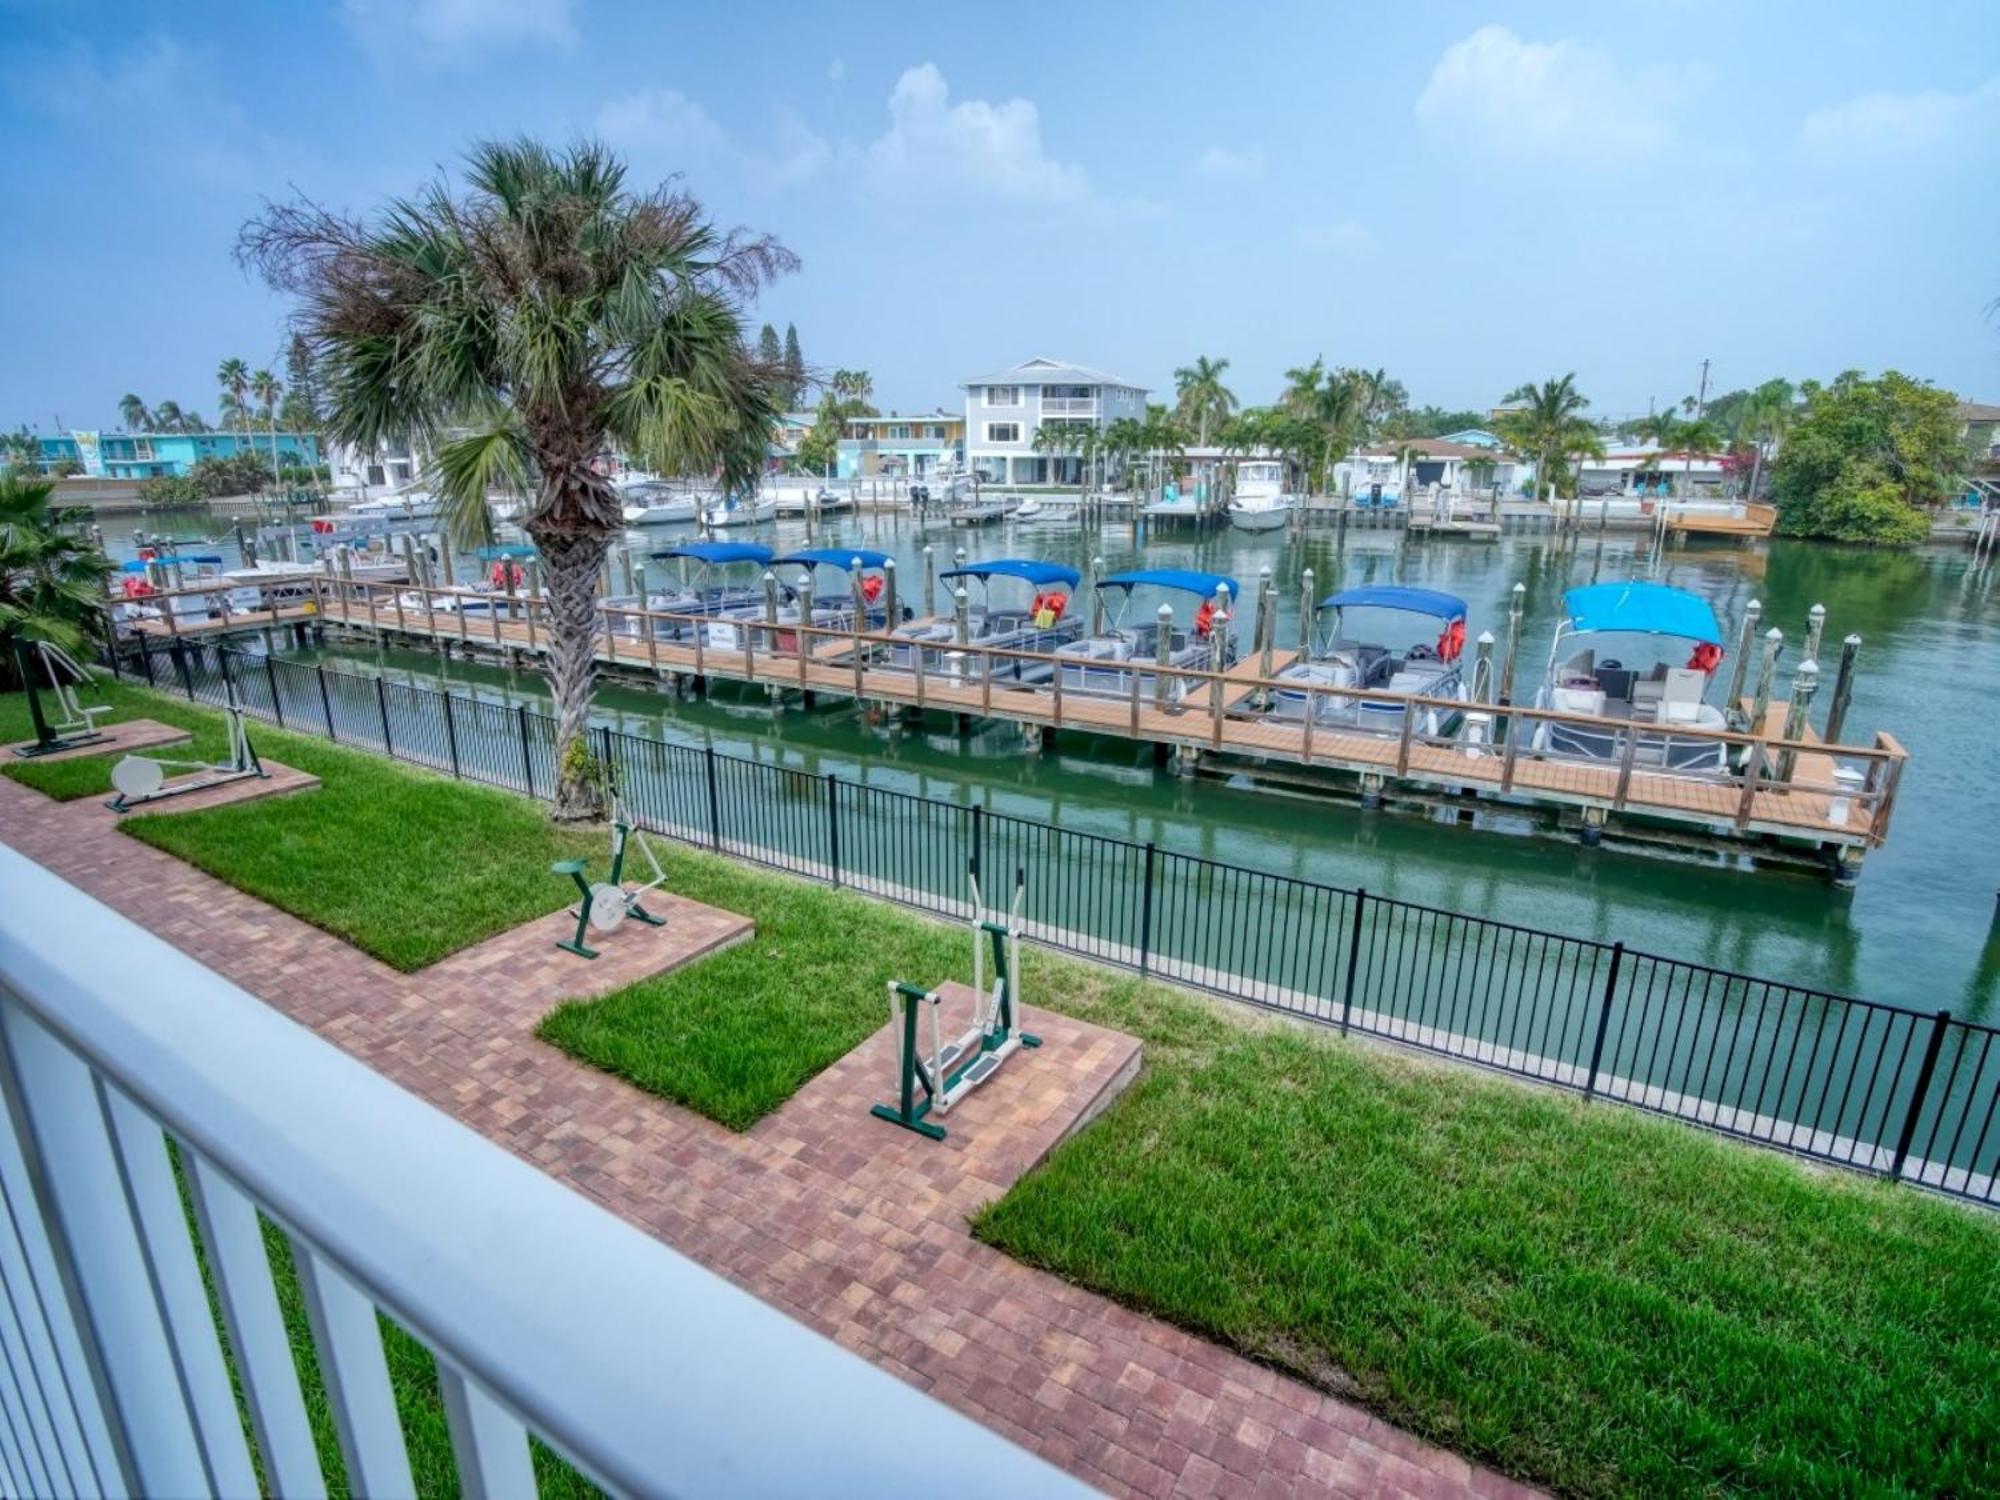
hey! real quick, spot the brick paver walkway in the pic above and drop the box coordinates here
[0,771,1537,1499]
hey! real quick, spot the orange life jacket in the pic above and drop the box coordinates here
[861,573,884,603]
[1193,599,1216,639]
[1437,618,1466,663]
[1687,641,1723,674]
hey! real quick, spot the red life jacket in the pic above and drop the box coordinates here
[861,573,884,603]
[1437,618,1466,663]
[1193,599,1216,639]
[1687,641,1723,674]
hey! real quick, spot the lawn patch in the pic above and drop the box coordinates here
[973,1024,2000,1498]
[539,855,971,1130]
[2,684,600,971]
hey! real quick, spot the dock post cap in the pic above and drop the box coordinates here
[1477,630,1495,644]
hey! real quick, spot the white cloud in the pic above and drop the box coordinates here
[596,88,830,194]
[1800,76,2000,154]
[1193,145,1264,179]
[1296,221,1374,254]
[342,0,576,64]
[827,57,846,84]
[861,63,1088,201]
[12,35,292,185]
[1416,24,1677,168]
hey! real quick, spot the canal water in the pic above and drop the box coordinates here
[111,508,2000,1020]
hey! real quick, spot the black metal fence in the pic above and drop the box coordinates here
[114,636,2000,1208]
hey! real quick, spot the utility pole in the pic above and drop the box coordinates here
[1695,358,1711,418]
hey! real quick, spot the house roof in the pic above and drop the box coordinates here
[1357,439,1497,461]
[959,357,1146,392]
[1957,402,2000,423]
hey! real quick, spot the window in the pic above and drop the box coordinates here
[985,422,1021,444]
[1044,384,1092,400]
[985,386,1020,407]
[889,425,909,440]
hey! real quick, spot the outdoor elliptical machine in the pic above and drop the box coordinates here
[872,862,1041,1140]
[10,639,113,758]
[550,775,668,959]
[106,680,266,812]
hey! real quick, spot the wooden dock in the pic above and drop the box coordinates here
[245,577,1905,877]
[1406,513,1500,540]
[1666,502,1777,540]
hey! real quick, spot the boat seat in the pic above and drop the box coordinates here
[1661,668,1707,724]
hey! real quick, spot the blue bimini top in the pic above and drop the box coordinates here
[939,558,1081,589]
[1562,582,1722,645]
[650,542,773,567]
[773,548,895,572]
[1099,568,1238,599]
[1319,585,1466,621]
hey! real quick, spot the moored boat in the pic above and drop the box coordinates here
[1270,586,1468,735]
[1055,569,1239,701]
[887,558,1084,681]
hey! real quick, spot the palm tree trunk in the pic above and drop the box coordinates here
[528,525,613,822]
[1747,440,1765,503]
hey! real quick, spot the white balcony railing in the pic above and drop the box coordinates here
[0,847,1090,1499]
[1038,398,1097,416]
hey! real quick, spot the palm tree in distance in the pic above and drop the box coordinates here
[1283,359,1366,496]
[251,369,282,482]
[1494,374,1601,502]
[217,358,251,436]
[118,393,151,432]
[1736,378,1796,501]
[153,400,185,434]
[240,138,795,821]
[1172,356,1237,448]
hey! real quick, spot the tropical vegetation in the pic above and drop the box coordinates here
[240,136,794,821]
[1770,370,1964,543]
[1494,374,1603,499]
[1170,355,1236,447]
[0,472,112,691]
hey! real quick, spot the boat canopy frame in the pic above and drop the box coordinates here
[1545,581,1727,676]
[1095,569,1240,631]
[938,558,1081,593]
[1315,586,1468,657]
[772,548,895,575]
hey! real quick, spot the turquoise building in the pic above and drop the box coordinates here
[30,429,322,480]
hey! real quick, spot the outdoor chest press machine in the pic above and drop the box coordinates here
[871,863,1041,1140]
[550,777,668,959]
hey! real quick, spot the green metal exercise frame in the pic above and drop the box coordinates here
[10,638,111,759]
[552,786,668,959]
[872,865,1041,1140]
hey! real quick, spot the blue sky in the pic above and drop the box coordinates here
[4,0,1996,432]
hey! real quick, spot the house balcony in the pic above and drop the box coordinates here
[0,848,1084,1499]
[1038,397,1098,417]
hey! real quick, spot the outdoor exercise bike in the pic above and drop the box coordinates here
[106,683,266,812]
[551,779,668,959]
[10,639,113,758]
[871,863,1041,1140]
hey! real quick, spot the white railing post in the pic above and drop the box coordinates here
[294,1246,418,1497]
[439,1364,537,1500]
[0,998,212,1496]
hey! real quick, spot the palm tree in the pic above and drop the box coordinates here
[1736,378,1795,502]
[153,400,185,434]
[217,358,251,437]
[1171,356,1237,448]
[1282,359,1367,495]
[1031,420,1086,488]
[1494,375,1601,502]
[240,138,795,821]
[118,393,152,432]
[0,472,113,693]
[251,369,283,482]
[1100,417,1144,489]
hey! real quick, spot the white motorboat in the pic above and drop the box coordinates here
[1270,586,1469,736]
[1055,569,1239,702]
[700,493,777,529]
[348,490,443,523]
[1227,461,1298,532]
[621,483,703,526]
[1531,582,1730,773]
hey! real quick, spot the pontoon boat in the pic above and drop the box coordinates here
[1271,586,1468,735]
[770,548,899,633]
[1532,582,1729,773]
[628,541,777,644]
[1055,569,1238,701]
[887,559,1084,681]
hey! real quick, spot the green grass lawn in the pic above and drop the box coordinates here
[2,682,599,970]
[16,680,1996,1496]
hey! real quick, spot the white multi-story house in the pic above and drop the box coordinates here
[960,358,1148,485]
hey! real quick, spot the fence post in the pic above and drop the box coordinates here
[442,692,460,779]
[318,663,336,742]
[826,776,841,888]
[173,641,194,700]
[704,744,722,851]
[1890,1010,1953,1180]
[138,632,152,687]
[517,703,534,797]
[218,645,235,704]
[375,676,394,756]
[1137,842,1157,976]
[1584,942,1624,1098]
[1340,888,1366,1034]
[264,653,284,729]
[971,803,984,885]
